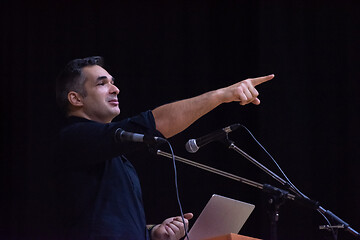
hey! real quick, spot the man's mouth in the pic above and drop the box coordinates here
[108,99,119,105]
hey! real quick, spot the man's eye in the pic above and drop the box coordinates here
[97,82,105,86]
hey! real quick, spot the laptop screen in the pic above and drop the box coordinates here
[187,194,255,240]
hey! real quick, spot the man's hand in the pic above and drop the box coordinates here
[219,74,274,105]
[150,213,194,240]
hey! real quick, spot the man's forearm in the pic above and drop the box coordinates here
[152,89,223,138]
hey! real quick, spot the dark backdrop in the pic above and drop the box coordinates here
[1,1,360,240]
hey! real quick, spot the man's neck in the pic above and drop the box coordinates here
[67,111,112,124]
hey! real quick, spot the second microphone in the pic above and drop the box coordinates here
[185,124,240,153]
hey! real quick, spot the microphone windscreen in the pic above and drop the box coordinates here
[185,139,199,153]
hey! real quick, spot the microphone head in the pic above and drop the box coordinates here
[185,139,199,153]
[229,123,241,131]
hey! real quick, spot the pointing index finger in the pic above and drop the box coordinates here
[250,74,274,87]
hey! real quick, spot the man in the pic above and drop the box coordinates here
[55,56,273,240]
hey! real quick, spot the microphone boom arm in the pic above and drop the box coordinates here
[156,150,296,200]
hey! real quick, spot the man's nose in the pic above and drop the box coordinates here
[110,84,120,95]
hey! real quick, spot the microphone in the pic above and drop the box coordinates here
[115,128,167,144]
[185,124,240,153]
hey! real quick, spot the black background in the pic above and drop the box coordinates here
[1,1,360,240]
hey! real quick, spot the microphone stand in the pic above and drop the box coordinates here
[156,150,297,240]
[156,138,360,240]
[224,138,360,240]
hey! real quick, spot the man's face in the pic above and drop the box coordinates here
[80,65,120,123]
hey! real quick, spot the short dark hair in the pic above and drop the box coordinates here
[56,56,104,114]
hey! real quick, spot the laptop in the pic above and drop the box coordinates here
[187,194,255,240]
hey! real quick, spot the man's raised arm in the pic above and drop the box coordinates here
[152,74,274,138]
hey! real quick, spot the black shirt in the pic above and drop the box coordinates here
[54,111,162,240]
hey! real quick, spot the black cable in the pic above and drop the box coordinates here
[164,139,190,240]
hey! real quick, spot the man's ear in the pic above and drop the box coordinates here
[67,91,84,107]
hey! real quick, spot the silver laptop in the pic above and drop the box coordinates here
[187,194,255,240]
